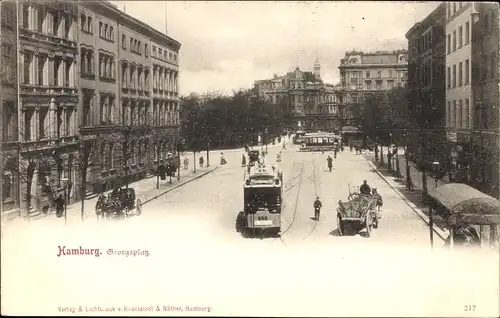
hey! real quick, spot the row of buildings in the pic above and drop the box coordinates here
[1,1,181,217]
[406,2,499,199]
[252,50,408,131]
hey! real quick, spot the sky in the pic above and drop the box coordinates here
[111,1,440,96]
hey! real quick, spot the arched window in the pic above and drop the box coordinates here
[99,21,103,37]
[122,34,126,49]
[104,24,108,39]
[109,26,114,41]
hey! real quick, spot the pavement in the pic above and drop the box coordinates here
[363,150,449,241]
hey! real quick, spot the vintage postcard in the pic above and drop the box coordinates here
[1,0,499,316]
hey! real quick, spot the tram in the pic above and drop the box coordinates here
[240,163,283,237]
[299,132,340,152]
[293,130,307,144]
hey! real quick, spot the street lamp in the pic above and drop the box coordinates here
[206,141,210,167]
[387,133,393,172]
[265,128,269,154]
[404,132,412,191]
[432,161,440,188]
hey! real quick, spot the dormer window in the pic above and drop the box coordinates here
[349,58,358,64]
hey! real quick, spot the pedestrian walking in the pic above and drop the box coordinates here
[199,156,204,167]
[242,154,246,167]
[183,157,189,170]
[313,197,322,221]
[327,155,333,172]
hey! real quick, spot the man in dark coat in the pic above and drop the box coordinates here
[360,180,371,195]
[327,156,333,172]
[313,197,322,221]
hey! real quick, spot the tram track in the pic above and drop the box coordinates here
[275,161,305,246]
[302,152,321,242]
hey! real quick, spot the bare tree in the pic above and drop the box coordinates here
[72,136,101,221]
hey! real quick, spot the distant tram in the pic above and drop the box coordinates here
[239,163,283,237]
[299,132,341,152]
[293,130,307,144]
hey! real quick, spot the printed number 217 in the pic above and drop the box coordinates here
[464,305,476,312]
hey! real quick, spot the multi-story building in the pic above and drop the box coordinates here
[15,1,80,215]
[1,1,20,216]
[253,59,343,131]
[338,50,408,127]
[445,2,499,198]
[1,0,181,218]
[78,1,180,195]
[406,3,447,170]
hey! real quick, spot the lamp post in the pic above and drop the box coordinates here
[404,132,412,191]
[387,133,393,172]
[265,127,269,154]
[65,154,74,224]
[206,141,210,167]
[432,161,440,189]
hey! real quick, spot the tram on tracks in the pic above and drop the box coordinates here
[299,132,341,152]
[293,130,307,144]
[238,163,283,237]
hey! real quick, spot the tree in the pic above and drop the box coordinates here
[73,136,101,221]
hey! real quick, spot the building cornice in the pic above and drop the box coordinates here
[81,1,181,51]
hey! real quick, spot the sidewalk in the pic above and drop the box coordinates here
[10,164,218,225]
[363,151,449,241]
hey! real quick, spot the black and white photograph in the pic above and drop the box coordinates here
[1,1,499,316]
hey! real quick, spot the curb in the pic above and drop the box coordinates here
[367,160,448,241]
[141,166,219,205]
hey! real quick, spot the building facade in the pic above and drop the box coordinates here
[338,50,408,127]
[78,1,181,196]
[253,60,343,131]
[445,2,499,199]
[0,0,181,218]
[1,1,20,215]
[406,3,447,171]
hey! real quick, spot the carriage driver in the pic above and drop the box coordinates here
[360,180,372,195]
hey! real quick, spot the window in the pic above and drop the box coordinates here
[109,26,114,41]
[52,12,59,35]
[37,55,46,86]
[365,71,370,78]
[99,21,103,37]
[365,80,371,90]
[103,24,108,39]
[447,66,451,88]
[458,99,463,128]
[39,108,48,139]
[159,49,163,59]
[447,34,451,54]
[377,71,381,78]
[23,52,32,84]
[387,80,394,89]
[87,17,93,34]
[465,22,470,45]
[464,98,469,128]
[388,70,393,77]
[447,101,451,126]
[458,26,463,47]
[145,44,148,57]
[169,52,173,60]
[22,5,29,28]
[122,34,126,49]
[491,55,496,79]
[458,61,463,86]
[130,38,133,51]
[81,14,86,31]
[452,64,456,87]
[465,59,470,84]
[452,30,456,51]
[452,100,456,127]
[376,80,382,90]
[452,2,456,14]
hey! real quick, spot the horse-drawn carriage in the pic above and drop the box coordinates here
[337,187,380,237]
[95,187,142,221]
